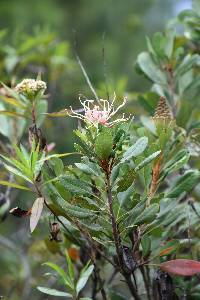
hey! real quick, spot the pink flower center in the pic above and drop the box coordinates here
[85,106,109,124]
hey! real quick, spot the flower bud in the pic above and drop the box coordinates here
[15,79,47,99]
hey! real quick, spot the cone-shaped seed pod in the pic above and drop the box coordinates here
[153,97,173,120]
[153,97,175,149]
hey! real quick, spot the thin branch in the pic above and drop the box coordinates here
[73,32,100,104]
[147,153,163,206]
[106,175,123,270]
[105,167,141,300]
[140,266,152,300]
[93,262,107,300]
[72,217,117,268]
[102,32,110,100]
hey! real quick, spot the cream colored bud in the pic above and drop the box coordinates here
[15,79,47,98]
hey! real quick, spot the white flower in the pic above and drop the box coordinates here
[15,79,47,96]
[69,94,129,127]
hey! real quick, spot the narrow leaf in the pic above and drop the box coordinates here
[59,176,93,196]
[66,251,75,282]
[1,154,33,179]
[55,196,95,218]
[43,262,73,288]
[3,164,33,183]
[45,110,70,117]
[0,110,26,118]
[0,96,26,108]
[121,137,148,163]
[76,264,94,294]
[0,180,31,191]
[135,150,161,171]
[75,163,99,176]
[13,144,29,167]
[166,170,200,198]
[37,287,72,297]
[134,203,159,225]
[43,152,78,161]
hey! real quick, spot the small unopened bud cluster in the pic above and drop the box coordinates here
[15,79,47,97]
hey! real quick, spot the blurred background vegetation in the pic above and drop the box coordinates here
[0,0,192,299]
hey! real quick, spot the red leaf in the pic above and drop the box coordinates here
[158,239,180,257]
[160,259,200,276]
[159,246,174,257]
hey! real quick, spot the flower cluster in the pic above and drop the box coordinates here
[69,94,129,127]
[15,79,47,97]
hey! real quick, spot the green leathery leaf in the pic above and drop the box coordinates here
[76,264,94,294]
[13,144,30,167]
[111,163,121,185]
[117,183,135,207]
[164,29,175,59]
[95,128,113,159]
[117,169,136,192]
[184,75,200,99]
[49,157,64,176]
[30,141,40,173]
[121,136,148,163]
[121,201,145,226]
[0,96,26,108]
[0,110,26,118]
[175,54,200,77]
[166,170,200,198]
[19,144,30,164]
[135,150,161,171]
[0,180,31,191]
[0,154,33,179]
[3,164,33,183]
[43,262,73,289]
[134,204,159,225]
[37,287,72,297]
[75,163,99,176]
[141,235,151,257]
[137,52,167,85]
[66,251,75,282]
[59,175,93,196]
[1,82,23,101]
[74,129,88,144]
[109,291,127,300]
[160,150,190,180]
[55,196,96,219]
[42,152,77,162]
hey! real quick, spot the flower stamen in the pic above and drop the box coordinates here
[69,94,129,127]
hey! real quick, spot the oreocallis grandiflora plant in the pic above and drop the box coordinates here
[0,2,200,299]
